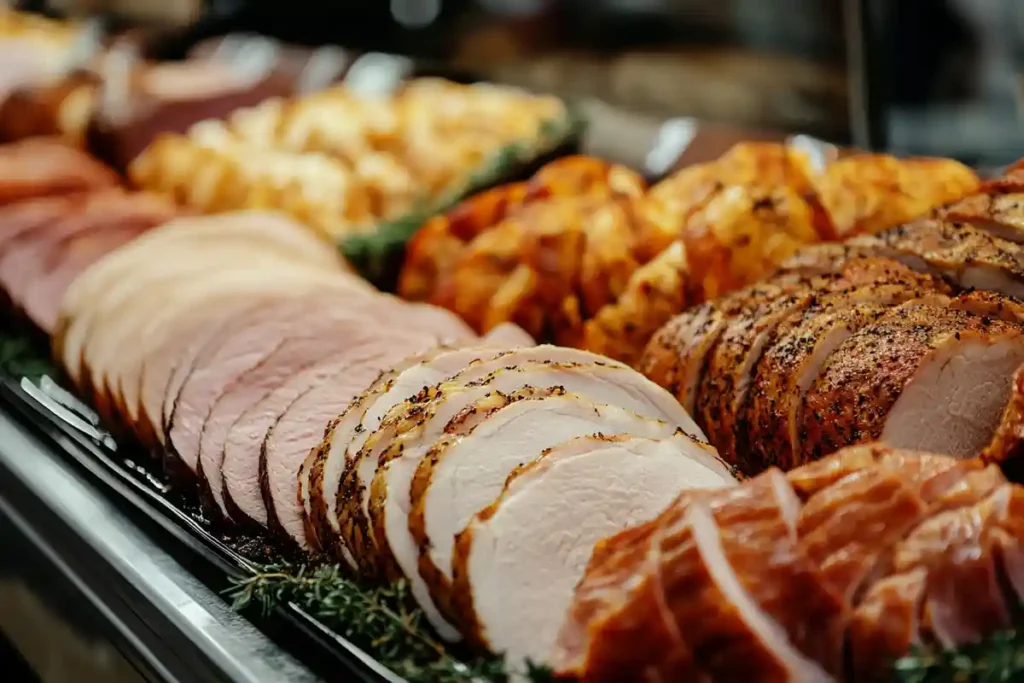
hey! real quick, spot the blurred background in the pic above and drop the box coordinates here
[24,0,1024,167]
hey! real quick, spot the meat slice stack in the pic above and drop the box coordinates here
[295,344,731,652]
[641,249,1024,472]
[553,443,1021,682]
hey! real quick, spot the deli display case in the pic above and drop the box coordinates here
[2,3,1024,683]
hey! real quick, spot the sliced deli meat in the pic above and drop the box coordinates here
[799,300,1024,463]
[262,338,443,550]
[450,434,732,672]
[337,358,724,574]
[196,320,414,520]
[407,393,712,621]
[222,353,363,528]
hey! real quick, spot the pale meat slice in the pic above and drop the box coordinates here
[0,193,83,255]
[53,209,349,361]
[196,319,414,520]
[321,346,714,565]
[656,491,834,681]
[112,270,374,428]
[19,223,157,335]
[84,264,354,425]
[300,348,451,561]
[449,434,731,673]
[340,360,730,574]
[222,352,360,528]
[0,189,177,306]
[405,395,720,633]
[166,296,436,480]
[261,339,442,550]
[137,301,264,449]
[59,241,337,391]
[301,341,524,563]
[799,301,1024,463]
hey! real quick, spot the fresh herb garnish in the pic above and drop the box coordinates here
[892,629,1024,683]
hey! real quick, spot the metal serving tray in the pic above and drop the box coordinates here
[0,368,405,683]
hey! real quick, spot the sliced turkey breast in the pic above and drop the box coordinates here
[301,343,523,564]
[197,322,416,520]
[939,191,1024,243]
[324,348,714,565]
[336,360,729,574]
[406,395,720,631]
[450,434,731,673]
[262,340,440,550]
[222,353,356,528]
[799,301,1024,463]
[300,348,447,561]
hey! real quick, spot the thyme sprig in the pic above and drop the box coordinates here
[892,629,1024,683]
[228,562,551,683]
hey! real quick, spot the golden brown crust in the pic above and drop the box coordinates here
[798,303,1016,464]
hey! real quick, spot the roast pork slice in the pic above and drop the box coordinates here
[939,191,1024,243]
[138,301,264,449]
[222,353,356,528]
[262,340,441,551]
[301,336,530,561]
[799,301,1024,463]
[982,365,1024,469]
[196,322,412,520]
[449,434,731,673]
[657,484,835,681]
[406,394,719,625]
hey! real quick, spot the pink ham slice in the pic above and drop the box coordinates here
[0,190,175,301]
[20,223,158,334]
[197,319,429,521]
[0,193,82,256]
[261,340,444,549]
[222,352,362,527]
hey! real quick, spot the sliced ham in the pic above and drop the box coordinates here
[0,192,83,255]
[407,394,712,626]
[799,301,1024,463]
[166,296,410,479]
[222,353,362,528]
[261,339,441,549]
[450,434,731,672]
[196,320,420,520]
